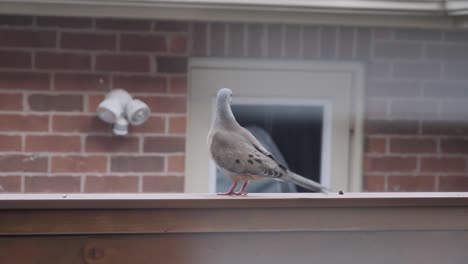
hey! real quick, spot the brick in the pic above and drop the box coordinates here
[52,155,107,173]
[319,26,337,59]
[422,120,468,136]
[424,81,468,97]
[169,116,186,134]
[367,80,420,97]
[367,62,390,80]
[144,136,185,153]
[0,15,33,26]
[441,138,468,154]
[55,73,109,91]
[192,23,208,56]
[0,135,21,152]
[35,52,91,70]
[0,154,48,172]
[443,62,468,80]
[364,156,417,173]
[130,116,165,133]
[0,50,31,68]
[388,175,435,192]
[374,42,422,59]
[247,24,264,57]
[28,94,83,111]
[266,24,282,58]
[390,100,437,119]
[284,25,300,58]
[26,135,81,152]
[111,156,164,172]
[61,32,116,51]
[366,120,418,135]
[168,155,185,173]
[0,176,21,192]
[390,138,436,154]
[338,27,354,60]
[25,176,80,193]
[85,136,139,153]
[420,157,466,173]
[0,71,50,90]
[439,176,468,191]
[37,16,92,28]
[366,99,388,119]
[170,34,187,54]
[441,101,468,120]
[37,16,93,29]
[157,57,187,73]
[120,34,167,52]
[87,94,105,112]
[0,114,48,131]
[303,26,319,59]
[395,28,441,41]
[143,176,184,192]
[444,31,468,43]
[144,96,186,113]
[169,76,187,94]
[0,93,22,110]
[227,23,245,57]
[364,175,385,192]
[96,54,150,73]
[53,115,109,133]
[210,23,226,56]
[85,176,139,193]
[154,21,188,32]
[393,62,440,79]
[426,44,468,60]
[355,28,371,60]
[113,75,166,93]
[373,28,393,40]
[0,29,56,48]
[96,18,151,31]
[365,137,386,153]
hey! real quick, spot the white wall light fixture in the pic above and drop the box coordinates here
[97,89,151,135]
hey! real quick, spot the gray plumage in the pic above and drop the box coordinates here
[208,88,327,195]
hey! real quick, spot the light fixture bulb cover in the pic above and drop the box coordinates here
[125,99,151,125]
[97,99,122,124]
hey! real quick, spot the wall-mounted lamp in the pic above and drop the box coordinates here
[97,89,150,135]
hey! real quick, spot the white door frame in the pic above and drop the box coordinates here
[186,58,364,193]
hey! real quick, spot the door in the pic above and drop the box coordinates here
[186,59,364,193]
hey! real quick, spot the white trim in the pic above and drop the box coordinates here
[187,58,365,193]
[0,0,466,29]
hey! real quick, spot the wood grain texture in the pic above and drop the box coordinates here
[1,193,468,209]
[1,206,468,235]
[1,231,468,264]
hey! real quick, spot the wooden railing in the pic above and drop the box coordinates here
[1,193,468,264]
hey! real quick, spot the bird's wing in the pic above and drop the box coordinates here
[210,130,286,178]
[238,126,288,171]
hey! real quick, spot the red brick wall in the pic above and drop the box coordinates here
[0,15,187,192]
[1,15,468,193]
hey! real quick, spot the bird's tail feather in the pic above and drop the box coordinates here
[284,171,328,193]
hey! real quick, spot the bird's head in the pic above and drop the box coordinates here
[216,88,233,105]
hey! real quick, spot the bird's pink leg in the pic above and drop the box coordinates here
[217,182,238,196]
[235,181,249,196]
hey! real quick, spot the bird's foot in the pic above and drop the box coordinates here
[234,191,248,196]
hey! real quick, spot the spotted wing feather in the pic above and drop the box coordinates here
[210,130,285,178]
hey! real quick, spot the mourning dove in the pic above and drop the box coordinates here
[208,88,328,196]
